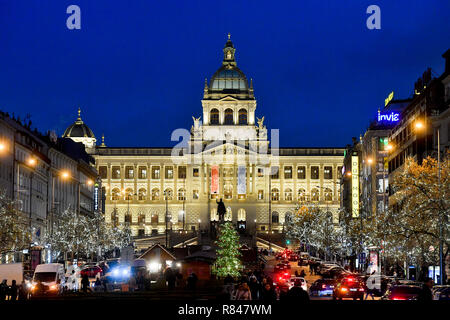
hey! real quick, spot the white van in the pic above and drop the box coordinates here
[31,263,66,295]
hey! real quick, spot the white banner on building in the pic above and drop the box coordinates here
[237,166,246,195]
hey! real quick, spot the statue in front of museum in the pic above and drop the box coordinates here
[216,198,226,222]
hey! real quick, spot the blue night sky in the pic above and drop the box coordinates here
[0,0,449,147]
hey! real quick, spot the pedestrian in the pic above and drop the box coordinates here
[309,263,314,275]
[18,280,28,300]
[364,279,375,300]
[300,269,306,278]
[9,280,18,301]
[295,270,299,277]
[260,283,276,302]
[284,279,309,302]
[128,274,136,292]
[249,276,260,300]
[81,273,90,293]
[0,279,8,301]
[94,278,102,292]
[187,272,198,291]
[235,283,252,300]
[164,267,176,290]
[417,277,433,301]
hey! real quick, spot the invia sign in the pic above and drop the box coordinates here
[377,110,399,123]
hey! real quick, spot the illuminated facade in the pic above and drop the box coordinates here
[72,36,345,236]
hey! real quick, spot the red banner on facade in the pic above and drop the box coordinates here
[211,165,219,194]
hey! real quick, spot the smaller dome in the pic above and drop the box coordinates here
[63,108,95,138]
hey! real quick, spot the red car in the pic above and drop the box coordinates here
[333,276,365,300]
[80,265,103,283]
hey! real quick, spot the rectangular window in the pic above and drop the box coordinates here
[165,166,173,179]
[297,166,305,179]
[138,167,147,179]
[324,166,333,179]
[125,166,134,179]
[271,166,279,179]
[193,168,199,177]
[111,166,121,179]
[258,190,264,200]
[178,166,186,179]
[337,166,343,179]
[311,166,319,179]
[257,168,264,177]
[284,166,292,179]
[193,189,199,199]
[99,166,107,179]
[151,166,160,179]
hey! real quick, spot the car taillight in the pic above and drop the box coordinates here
[359,288,364,292]
[322,284,326,289]
[392,297,406,300]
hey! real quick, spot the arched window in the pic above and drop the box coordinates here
[238,109,247,125]
[210,208,218,221]
[324,188,333,202]
[124,213,132,223]
[112,188,121,201]
[125,188,133,200]
[237,208,246,221]
[272,211,279,223]
[138,214,145,224]
[224,185,232,200]
[271,188,279,201]
[138,188,146,201]
[164,188,173,200]
[284,188,293,201]
[210,108,219,124]
[225,207,232,221]
[151,213,158,224]
[178,188,186,201]
[298,188,306,202]
[224,108,234,125]
[311,188,319,202]
[151,188,160,201]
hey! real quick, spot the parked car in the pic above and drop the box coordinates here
[309,278,336,297]
[433,285,450,300]
[80,265,102,285]
[381,285,422,300]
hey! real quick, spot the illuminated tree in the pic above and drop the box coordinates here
[213,222,242,277]
[0,191,31,254]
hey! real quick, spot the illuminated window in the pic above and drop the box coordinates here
[138,188,146,200]
[272,211,279,223]
[298,188,306,202]
[112,166,121,179]
[99,166,107,179]
[284,188,293,201]
[193,189,199,199]
[225,207,232,221]
[138,214,145,224]
[178,188,186,201]
[284,166,292,179]
[151,214,158,224]
[125,166,134,179]
[311,166,319,180]
[125,188,133,200]
[257,168,264,177]
[224,185,232,200]
[324,166,333,179]
[124,214,132,223]
[271,166,279,179]
[165,166,173,179]
[297,166,305,179]
[324,188,333,201]
[193,168,199,177]
[237,208,246,221]
[238,109,247,125]
[112,188,121,201]
[311,188,319,202]
[152,166,160,179]
[164,188,173,200]
[224,108,234,125]
[138,167,147,179]
[271,188,279,201]
[210,208,218,221]
[151,188,160,201]
[258,190,264,200]
[178,166,186,179]
[210,108,219,124]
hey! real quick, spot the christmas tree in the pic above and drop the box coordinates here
[213,222,242,277]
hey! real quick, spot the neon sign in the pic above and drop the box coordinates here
[377,110,399,123]
[384,91,394,106]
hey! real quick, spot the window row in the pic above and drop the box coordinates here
[100,166,187,180]
[268,166,340,180]
[209,108,248,125]
[110,187,195,201]
[264,187,335,202]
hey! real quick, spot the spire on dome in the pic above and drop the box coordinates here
[100,133,106,147]
[223,33,236,67]
[76,107,83,124]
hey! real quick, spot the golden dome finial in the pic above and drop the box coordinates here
[100,133,106,147]
[228,33,231,40]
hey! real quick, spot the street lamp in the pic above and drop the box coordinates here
[414,119,444,284]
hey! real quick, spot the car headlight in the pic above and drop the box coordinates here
[122,269,129,276]
[112,269,119,276]
[49,285,57,291]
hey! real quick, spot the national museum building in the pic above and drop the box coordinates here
[63,36,345,237]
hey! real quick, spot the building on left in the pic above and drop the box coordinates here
[0,109,101,265]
